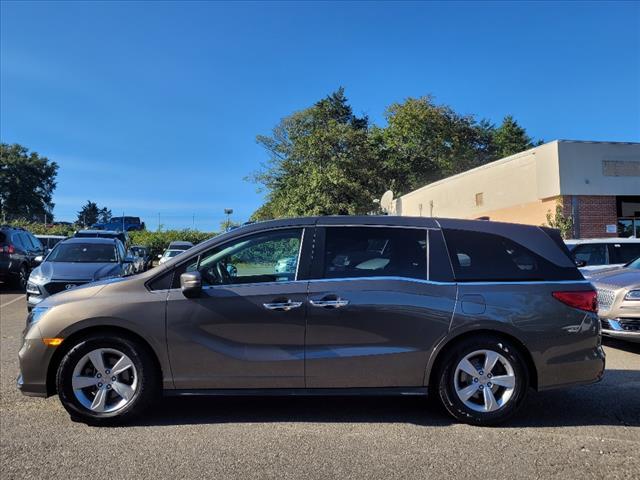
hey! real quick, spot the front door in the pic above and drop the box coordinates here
[305,226,456,388]
[166,227,309,389]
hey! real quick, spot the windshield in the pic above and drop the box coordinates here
[47,243,117,263]
[164,250,183,258]
[627,257,640,269]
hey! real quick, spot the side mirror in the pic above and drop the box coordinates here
[180,271,202,298]
[124,255,135,263]
[34,255,44,264]
[157,254,162,259]
[575,259,587,268]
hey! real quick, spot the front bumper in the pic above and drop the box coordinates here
[26,294,45,310]
[601,318,640,343]
[17,329,56,397]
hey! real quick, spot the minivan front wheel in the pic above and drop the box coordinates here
[436,336,529,426]
[56,334,158,425]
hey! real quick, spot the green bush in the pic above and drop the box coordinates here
[4,221,216,257]
[3,220,76,236]
[129,229,216,258]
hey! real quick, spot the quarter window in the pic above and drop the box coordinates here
[443,229,579,281]
[322,227,427,280]
[192,229,303,286]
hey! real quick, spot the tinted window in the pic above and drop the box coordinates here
[26,233,43,251]
[442,229,581,281]
[612,243,640,264]
[322,227,427,280]
[47,243,117,263]
[115,241,126,261]
[189,228,303,286]
[572,244,608,266]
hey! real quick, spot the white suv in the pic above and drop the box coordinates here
[565,237,640,275]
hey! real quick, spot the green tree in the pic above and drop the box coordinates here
[378,96,495,195]
[77,201,100,226]
[98,207,112,223]
[546,203,574,239]
[492,115,534,158]
[250,88,384,219]
[0,143,58,222]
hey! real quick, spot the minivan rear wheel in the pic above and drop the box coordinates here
[436,335,529,426]
[56,334,158,425]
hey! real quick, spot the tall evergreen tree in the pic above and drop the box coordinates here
[492,115,534,158]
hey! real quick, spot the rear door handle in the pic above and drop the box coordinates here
[263,301,303,311]
[309,299,349,309]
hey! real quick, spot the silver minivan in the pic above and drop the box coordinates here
[18,216,605,426]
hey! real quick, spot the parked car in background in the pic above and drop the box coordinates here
[158,248,185,265]
[591,256,640,343]
[19,217,604,426]
[168,241,193,251]
[26,237,135,310]
[35,235,67,252]
[74,229,129,248]
[129,245,151,271]
[92,216,145,232]
[275,255,297,274]
[565,237,640,275]
[0,226,45,289]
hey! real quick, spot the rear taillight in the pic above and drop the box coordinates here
[2,244,15,254]
[552,290,598,313]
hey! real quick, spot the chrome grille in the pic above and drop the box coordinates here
[619,319,640,332]
[596,288,616,310]
[44,281,87,295]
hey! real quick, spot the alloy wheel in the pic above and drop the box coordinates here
[71,348,138,413]
[453,349,516,413]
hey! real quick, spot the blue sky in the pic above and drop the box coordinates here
[1,1,639,230]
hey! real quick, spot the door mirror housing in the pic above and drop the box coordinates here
[124,255,135,264]
[574,259,587,268]
[34,255,44,264]
[180,271,202,298]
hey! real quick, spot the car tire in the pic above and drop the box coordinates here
[436,335,529,426]
[13,264,28,290]
[56,334,159,425]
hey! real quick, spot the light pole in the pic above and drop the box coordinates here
[224,208,233,231]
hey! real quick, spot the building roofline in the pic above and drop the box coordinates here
[557,139,640,145]
[397,138,640,200]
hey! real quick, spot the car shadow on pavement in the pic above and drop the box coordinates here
[603,337,640,355]
[131,366,639,429]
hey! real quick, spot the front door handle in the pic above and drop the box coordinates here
[263,301,303,311]
[309,299,349,309]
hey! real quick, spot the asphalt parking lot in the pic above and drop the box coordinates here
[1,289,638,479]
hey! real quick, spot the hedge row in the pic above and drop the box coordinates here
[4,221,216,258]
[128,229,216,258]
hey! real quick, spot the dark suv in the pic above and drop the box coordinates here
[0,226,45,289]
[18,217,604,426]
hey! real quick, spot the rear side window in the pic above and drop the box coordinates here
[322,227,427,280]
[572,244,608,266]
[442,229,581,281]
[612,243,640,264]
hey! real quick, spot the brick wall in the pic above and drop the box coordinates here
[562,195,618,239]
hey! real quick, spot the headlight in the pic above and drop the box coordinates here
[26,281,41,295]
[27,306,50,327]
[624,290,640,301]
[28,270,47,285]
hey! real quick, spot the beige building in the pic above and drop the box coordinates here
[392,140,640,238]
